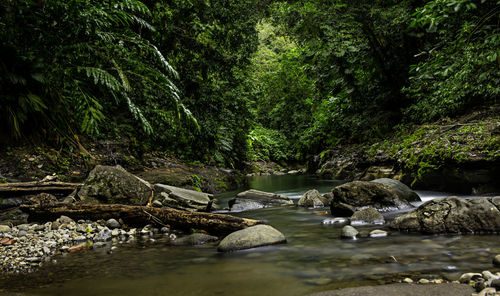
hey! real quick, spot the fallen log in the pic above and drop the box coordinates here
[0,181,81,197]
[20,202,264,236]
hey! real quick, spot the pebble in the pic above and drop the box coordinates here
[403,278,413,283]
[105,219,121,229]
[493,255,500,267]
[418,279,430,284]
[0,216,174,276]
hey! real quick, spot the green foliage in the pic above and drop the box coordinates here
[403,0,500,122]
[0,0,193,142]
[247,125,288,162]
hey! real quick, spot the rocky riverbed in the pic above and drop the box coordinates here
[0,216,174,275]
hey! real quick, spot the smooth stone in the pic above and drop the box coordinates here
[418,279,430,284]
[218,225,286,252]
[478,288,496,296]
[370,178,421,202]
[459,273,482,283]
[341,226,359,239]
[369,230,388,237]
[322,218,348,225]
[58,216,74,224]
[493,255,500,267]
[0,225,11,232]
[403,278,413,283]
[105,219,121,229]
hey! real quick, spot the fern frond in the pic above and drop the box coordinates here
[79,66,123,92]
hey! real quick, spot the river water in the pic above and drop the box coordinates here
[1,175,499,296]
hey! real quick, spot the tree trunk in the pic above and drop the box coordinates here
[0,181,81,197]
[20,202,264,236]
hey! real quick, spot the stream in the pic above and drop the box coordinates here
[1,174,499,296]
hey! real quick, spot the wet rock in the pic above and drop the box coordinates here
[228,189,293,212]
[298,189,329,208]
[330,181,413,216]
[369,230,388,237]
[152,200,163,207]
[493,255,500,267]
[418,279,430,284]
[391,196,500,234]
[78,165,152,205]
[155,184,214,212]
[58,215,74,224]
[350,208,385,225]
[0,225,11,232]
[218,225,286,252]
[68,243,90,253]
[105,218,121,229]
[171,233,219,246]
[403,278,413,283]
[322,218,348,225]
[341,225,359,239]
[459,273,482,284]
[477,287,496,296]
[370,178,421,202]
[95,228,112,242]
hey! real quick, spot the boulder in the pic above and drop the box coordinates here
[217,225,286,252]
[341,225,359,239]
[298,189,329,208]
[330,181,412,216]
[390,196,500,234]
[371,178,420,202]
[170,233,219,246]
[350,208,385,225]
[228,189,293,212]
[154,184,214,212]
[78,165,152,205]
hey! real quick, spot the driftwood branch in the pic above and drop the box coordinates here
[20,202,264,235]
[0,181,81,197]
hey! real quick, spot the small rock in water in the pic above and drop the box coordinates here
[68,243,89,253]
[0,225,11,232]
[160,227,170,234]
[369,229,388,238]
[322,218,348,225]
[477,287,496,296]
[493,254,500,267]
[105,219,121,229]
[459,273,482,284]
[95,228,112,242]
[152,200,163,207]
[58,215,75,224]
[418,279,429,284]
[341,225,359,239]
[403,278,413,283]
[350,208,385,226]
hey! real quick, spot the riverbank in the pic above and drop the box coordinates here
[312,104,500,194]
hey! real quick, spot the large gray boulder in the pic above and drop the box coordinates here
[329,181,412,216]
[390,196,500,234]
[155,184,214,212]
[78,165,152,205]
[298,189,329,208]
[217,225,286,252]
[371,178,421,202]
[228,189,293,212]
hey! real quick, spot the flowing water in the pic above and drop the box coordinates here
[1,175,499,296]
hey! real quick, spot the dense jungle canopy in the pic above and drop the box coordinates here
[1,0,498,167]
